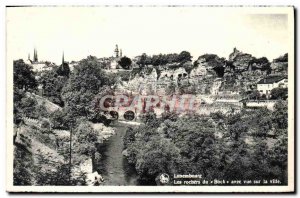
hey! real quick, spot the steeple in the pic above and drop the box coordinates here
[33,48,38,62]
[62,51,64,65]
[28,53,30,60]
[120,49,122,57]
[114,44,119,58]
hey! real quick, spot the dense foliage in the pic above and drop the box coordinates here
[271,87,288,100]
[72,121,99,157]
[56,62,71,77]
[118,56,132,69]
[13,60,38,123]
[136,51,192,67]
[62,56,111,120]
[39,68,68,106]
[274,53,288,63]
[124,104,288,185]
[13,59,37,91]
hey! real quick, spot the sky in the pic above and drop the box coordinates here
[6,6,292,65]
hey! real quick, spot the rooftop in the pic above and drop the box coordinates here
[257,75,287,84]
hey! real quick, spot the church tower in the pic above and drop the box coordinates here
[114,44,119,58]
[120,49,122,58]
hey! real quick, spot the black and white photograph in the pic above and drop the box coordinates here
[6,6,294,193]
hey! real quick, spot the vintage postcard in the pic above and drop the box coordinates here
[6,6,295,193]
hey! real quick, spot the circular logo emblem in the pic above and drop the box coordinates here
[159,173,170,184]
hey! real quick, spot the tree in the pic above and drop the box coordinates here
[88,86,115,124]
[274,53,288,63]
[177,51,192,63]
[125,108,288,185]
[166,53,179,64]
[118,56,132,69]
[135,137,180,183]
[136,53,151,67]
[50,110,69,130]
[73,121,99,157]
[272,100,288,130]
[124,127,136,149]
[249,90,260,100]
[13,59,37,91]
[13,87,26,124]
[62,56,110,119]
[57,62,70,77]
[151,54,169,66]
[13,60,38,122]
[34,154,82,185]
[271,87,288,100]
[254,57,269,65]
[39,69,68,106]
[228,120,248,141]
[141,112,160,128]
[13,144,34,185]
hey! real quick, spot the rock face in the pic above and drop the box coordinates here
[219,48,283,94]
[188,54,226,94]
[190,64,207,79]
[125,67,158,94]
[114,50,287,97]
[228,47,254,71]
[159,67,188,83]
[271,53,288,75]
[195,54,226,77]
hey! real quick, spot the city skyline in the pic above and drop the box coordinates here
[7,7,290,65]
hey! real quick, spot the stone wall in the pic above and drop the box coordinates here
[245,100,276,110]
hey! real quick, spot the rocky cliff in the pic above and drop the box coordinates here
[113,49,287,96]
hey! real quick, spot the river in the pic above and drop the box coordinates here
[96,121,139,186]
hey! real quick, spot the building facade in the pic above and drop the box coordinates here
[257,76,288,96]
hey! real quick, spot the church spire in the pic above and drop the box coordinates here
[33,48,38,62]
[62,51,64,65]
